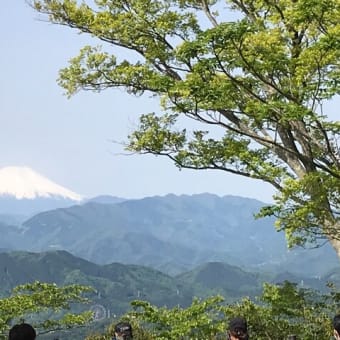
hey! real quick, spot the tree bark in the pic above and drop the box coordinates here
[329,225,340,259]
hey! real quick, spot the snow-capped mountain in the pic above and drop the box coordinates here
[0,166,82,200]
[0,166,82,216]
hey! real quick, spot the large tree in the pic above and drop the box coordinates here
[32,0,339,254]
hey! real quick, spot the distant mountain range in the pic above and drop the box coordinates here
[1,166,338,339]
[1,249,333,340]
[0,250,333,310]
[0,193,337,277]
[0,250,193,315]
[0,166,338,278]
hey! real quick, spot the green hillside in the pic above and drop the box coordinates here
[176,261,263,300]
[0,250,332,307]
[0,250,194,314]
[0,249,336,339]
[14,194,338,277]
[0,249,266,339]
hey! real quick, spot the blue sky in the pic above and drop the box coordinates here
[1,1,335,202]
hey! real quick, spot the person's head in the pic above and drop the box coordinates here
[113,322,133,340]
[333,314,340,339]
[9,323,36,340]
[228,317,248,340]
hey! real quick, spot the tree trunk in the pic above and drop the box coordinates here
[328,225,340,259]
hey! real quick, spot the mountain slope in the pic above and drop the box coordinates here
[0,250,331,308]
[0,166,82,215]
[177,262,262,299]
[22,195,281,270]
[0,249,334,340]
[0,250,193,313]
[18,194,339,276]
[0,166,82,200]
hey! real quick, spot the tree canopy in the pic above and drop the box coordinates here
[86,282,336,339]
[32,0,340,255]
[0,281,93,339]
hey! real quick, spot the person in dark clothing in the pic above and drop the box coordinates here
[333,314,340,340]
[227,316,249,340]
[113,322,133,340]
[8,323,36,340]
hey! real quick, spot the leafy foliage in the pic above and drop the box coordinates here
[32,0,340,254]
[226,281,334,340]
[0,281,93,339]
[128,296,225,339]
[89,282,337,340]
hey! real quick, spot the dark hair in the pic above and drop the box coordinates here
[9,323,36,340]
[333,314,340,334]
[114,322,133,339]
